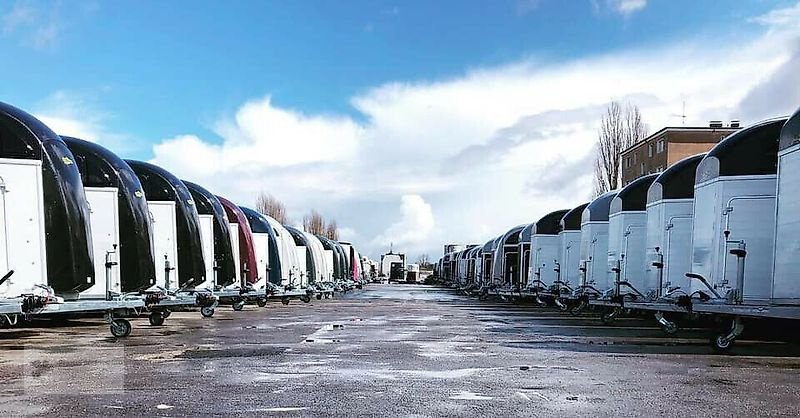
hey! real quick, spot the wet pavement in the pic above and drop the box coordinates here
[1,284,800,417]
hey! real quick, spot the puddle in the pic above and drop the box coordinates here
[256,407,308,412]
[449,391,493,400]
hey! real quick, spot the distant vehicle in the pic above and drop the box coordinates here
[380,251,405,280]
[406,264,420,283]
[389,262,405,283]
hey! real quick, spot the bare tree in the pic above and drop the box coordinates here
[303,209,326,235]
[324,219,339,241]
[594,101,648,195]
[256,191,288,224]
[416,254,432,268]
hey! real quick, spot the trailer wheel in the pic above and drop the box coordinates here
[316,293,323,300]
[110,319,132,338]
[256,299,267,308]
[148,311,165,326]
[300,295,311,303]
[600,312,615,325]
[200,306,215,318]
[710,333,735,353]
[660,321,678,335]
[233,300,246,311]
[281,297,290,305]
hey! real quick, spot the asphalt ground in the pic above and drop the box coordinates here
[1,284,800,417]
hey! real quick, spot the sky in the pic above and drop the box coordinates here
[1,0,799,261]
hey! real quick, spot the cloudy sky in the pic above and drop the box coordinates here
[1,0,799,260]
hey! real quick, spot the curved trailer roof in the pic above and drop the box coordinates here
[183,181,237,287]
[0,102,94,293]
[582,191,618,223]
[559,203,589,232]
[332,242,349,279]
[63,136,155,292]
[492,225,525,280]
[696,117,787,184]
[285,226,317,284]
[127,160,206,288]
[316,235,345,281]
[532,210,570,236]
[779,107,800,151]
[217,196,258,285]
[647,154,706,203]
[610,174,658,214]
[240,206,282,285]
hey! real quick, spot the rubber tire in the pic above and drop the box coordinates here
[201,306,215,318]
[281,297,290,305]
[148,311,165,326]
[256,299,267,308]
[110,319,132,338]
[232,300,246,311]
[316,293,323,300]
[710,333,735,354]
[300,295,311,303]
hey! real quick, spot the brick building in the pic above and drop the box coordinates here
[620,123,741,186]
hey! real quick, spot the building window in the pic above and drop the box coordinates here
[640,162,645,175]
[656,140,665,153]
[648,144,653,157]
[624,156,631,168]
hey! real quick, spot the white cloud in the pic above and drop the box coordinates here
[1,1,35,33]
[750,2,800,27]
[371,195,435,251]
[1,0,64,49]
[610,0,647,17]
[129,1,800,259]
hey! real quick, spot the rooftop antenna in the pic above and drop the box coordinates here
[390,242,393,254]
[670,99,687,126]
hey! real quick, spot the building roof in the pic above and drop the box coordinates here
[621,126,740,155]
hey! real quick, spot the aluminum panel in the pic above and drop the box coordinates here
[148,201,179,289]
[83,187,121,298]
[773,146,800,301]
[0,159,47,297]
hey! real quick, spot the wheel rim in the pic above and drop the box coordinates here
[716,335,730,349]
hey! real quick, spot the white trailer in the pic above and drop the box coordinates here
[624,155,705,333]
[684,118,786,352]
[558,203,588,295]
[578,191,617,299]
[526,210,569,301]
[605,175,658,300]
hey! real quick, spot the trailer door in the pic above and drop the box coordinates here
[149,201,179,289]
[84,187,121,298]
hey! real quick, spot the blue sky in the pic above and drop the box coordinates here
[0,0,786,154]
[2,0,799,258]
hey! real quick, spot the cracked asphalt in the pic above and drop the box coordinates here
[1,284,800,417]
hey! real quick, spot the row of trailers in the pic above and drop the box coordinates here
[0,101,373,337]
[439,107,800,353]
